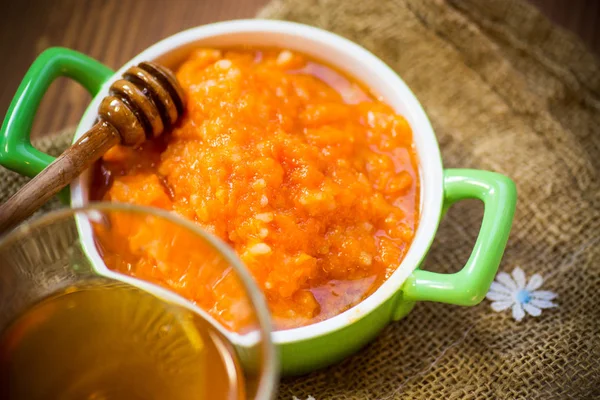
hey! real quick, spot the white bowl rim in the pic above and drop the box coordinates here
[71,19,444,345]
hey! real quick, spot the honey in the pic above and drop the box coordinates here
[0,282,244,400]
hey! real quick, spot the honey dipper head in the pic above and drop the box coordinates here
[97,62,185,146]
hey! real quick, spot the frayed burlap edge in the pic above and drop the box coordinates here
[1,0,598,398]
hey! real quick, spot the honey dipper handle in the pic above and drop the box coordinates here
[0,121,120,233]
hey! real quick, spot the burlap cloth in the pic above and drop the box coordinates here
[1,0,599,398]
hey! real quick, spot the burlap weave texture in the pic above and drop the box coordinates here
[1,0,598,398]
[258,0,600,398]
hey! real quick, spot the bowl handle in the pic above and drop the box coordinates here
[0,47,113,202]
[402,169,517,306]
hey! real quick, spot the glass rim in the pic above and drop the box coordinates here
[0,202,279,400]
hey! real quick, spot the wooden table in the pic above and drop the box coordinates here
[0,0,598,139]
[0,0,268,139]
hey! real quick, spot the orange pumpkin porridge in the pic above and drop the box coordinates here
[92,48,420,330]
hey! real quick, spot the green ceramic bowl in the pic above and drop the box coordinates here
[0,20,516,376]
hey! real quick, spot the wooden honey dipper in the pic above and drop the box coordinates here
[0,62,185,233]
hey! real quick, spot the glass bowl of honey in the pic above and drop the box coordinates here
[0,203,278,400]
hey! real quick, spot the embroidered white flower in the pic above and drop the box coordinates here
[486,267,557,321]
